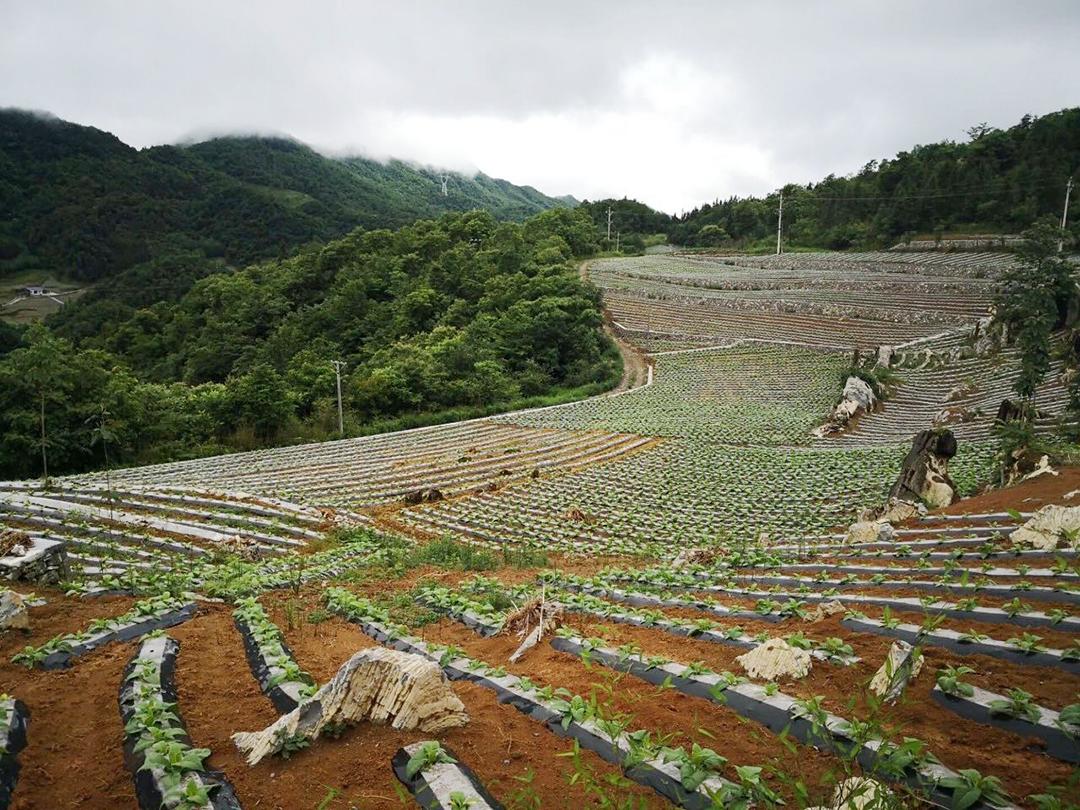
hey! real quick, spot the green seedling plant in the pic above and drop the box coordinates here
[938,768,1011,810]
[1007,632,1046,655]
[987,688,1042,724]
[1055,703,1080,738]
[448,793,475,810]
[658,743,726,792]
[405,741,457,779]
[936,666,976,698]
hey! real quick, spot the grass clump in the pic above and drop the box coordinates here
[411,537,498,571]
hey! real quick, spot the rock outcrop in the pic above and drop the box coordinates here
[876,497,927,524]
[735,638,811,681]
[1011,505,1080,552]
[844,520,896,545]
[403,488,445,505]
[813,376,877,438]
[888,429,958,509]
[805,600,845,623]
[0,589,30,631]
[868,640,922,703]
[232,647,468,765]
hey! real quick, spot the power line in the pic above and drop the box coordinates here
[330,359,346,436]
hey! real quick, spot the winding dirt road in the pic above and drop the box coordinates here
[580,260,651,393]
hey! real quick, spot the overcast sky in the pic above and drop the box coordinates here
[2,1,1078,213]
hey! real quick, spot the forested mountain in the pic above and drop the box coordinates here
[670,107,1080,248]
[0,109,571,286]
[0,207,617,478]
[579,109,1078,251]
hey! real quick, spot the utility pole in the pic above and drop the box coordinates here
[606,206,613,242]
[331,360,346,436]
[615,231,620,253]
[1061,177,1074,253]
[776,190,784,256]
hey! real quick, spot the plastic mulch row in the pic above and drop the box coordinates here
[392,742,505,810]
[549,635,1018,810]
[42,603,198,670]
[337,613,739,809]
[119,636,242,810]
[233,616,307,714]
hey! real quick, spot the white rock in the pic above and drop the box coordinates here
[845,520,895,544]
[806,600,845,623]
[868,640,922,703]
[735,638,811,681]
[922,473,955,510]
[232,647,468,765]
[1010,505,1080,551]
[0,589,30,631]
[813,376,877,437]
[878,498,924,523]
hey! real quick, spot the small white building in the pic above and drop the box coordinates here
[23,285,48,297]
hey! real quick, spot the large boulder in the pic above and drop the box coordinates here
[0,589,29,631]
[1011,505,1080,552]
[845,520,895,545]
[232,647,468,765]
[888,429,958,509]
[735,638,811,681]
[813,376,878,438]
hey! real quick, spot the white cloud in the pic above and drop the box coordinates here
[1,1,1078,212]
[344,55,770,212]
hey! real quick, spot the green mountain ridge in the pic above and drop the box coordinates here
[0,109,573,286]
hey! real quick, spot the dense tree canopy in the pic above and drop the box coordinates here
[0,108,572,301]
[670,109,1080,249]
[569,110,1079,253]
[0,208,618,479]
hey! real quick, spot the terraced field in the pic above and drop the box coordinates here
[593,252,1007,351]
[2,249,1077,809]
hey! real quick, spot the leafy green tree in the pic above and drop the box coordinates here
[226,364,294,439]
[994,221,1076,403]
[0,325,75,481]
[697,224,729,245]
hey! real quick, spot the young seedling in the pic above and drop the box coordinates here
[936,664,976,698]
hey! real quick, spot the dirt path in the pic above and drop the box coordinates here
[579,260,651,393]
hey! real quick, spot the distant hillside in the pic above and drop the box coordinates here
[0,109,572,288]
[669,107,1080,249]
